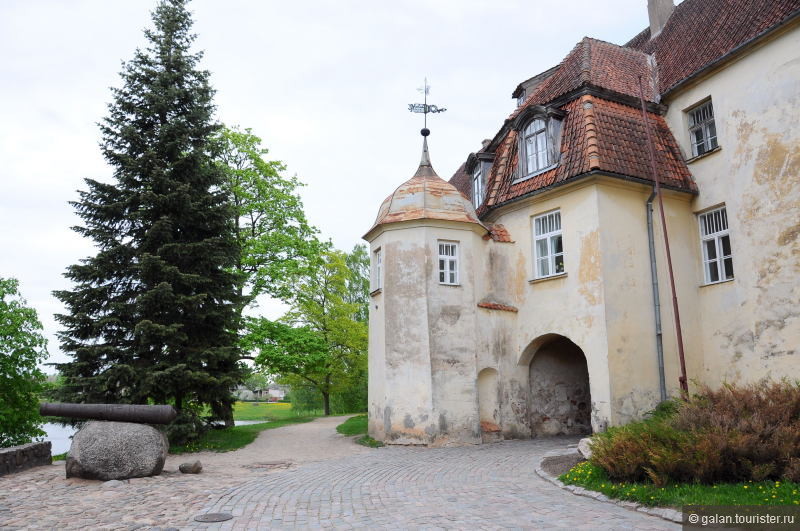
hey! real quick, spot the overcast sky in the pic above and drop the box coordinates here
[0,0,655,368]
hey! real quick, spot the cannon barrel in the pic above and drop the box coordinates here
[40,403,177,425]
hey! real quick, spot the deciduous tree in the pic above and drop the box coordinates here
[244,249,367,415]
[0,277,48,448]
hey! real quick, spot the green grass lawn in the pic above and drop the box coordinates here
[169,416,315,454]
[232,401,321,421]
[560,461,800,507]
[335,414,383,448]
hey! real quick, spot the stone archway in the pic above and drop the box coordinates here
[527,335,591,437]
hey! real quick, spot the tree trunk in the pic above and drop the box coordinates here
[322,392,330,416]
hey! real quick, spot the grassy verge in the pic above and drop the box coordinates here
[560,461,800,507]
[169,417,314,454]
[335,414,383,448]
[52,452,67,461]
[336,414,367,435]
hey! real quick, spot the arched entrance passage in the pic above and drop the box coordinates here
[525,334,591,437]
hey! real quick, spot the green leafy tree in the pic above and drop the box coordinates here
[244,249,367,415]
[242,370,269,394]
[216,126,320,307]
[53,0,243,440]
[344,244,369,324]
[0,278,48,448]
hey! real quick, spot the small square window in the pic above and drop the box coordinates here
[438,241,459,285]
[699,206,733,284]
[687,100,718,157]
[532,210,564,279]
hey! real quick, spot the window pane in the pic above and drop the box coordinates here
[535,217,542,236]
[554,254,564,274]
[721,235,731,256]
[538,258,550,277]
[554,212,561,230]
[439,271,445,283]
[724,258,734,279]
[708,261,720,283]
[536,238,549,259]
[449,271,456,284]
[552,235,563,254]
[704,239,717,260]
[449,260,456,273]
[439,258,445,272]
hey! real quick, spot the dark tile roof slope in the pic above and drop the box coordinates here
[514,37,656,112]
[449,162,472,201]
[626,0,800,95]
[478,95,695,210]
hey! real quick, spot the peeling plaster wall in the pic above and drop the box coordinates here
[595,182,703,425]
[485,183,613,433]
[424,226,482,445]
[367,229,435,444]
[662,24,800,386]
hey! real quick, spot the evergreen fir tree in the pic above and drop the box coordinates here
[54,0,243,439]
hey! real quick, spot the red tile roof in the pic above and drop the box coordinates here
[449,162,472,201]
[477,95,695,209]
[477,301,518,313]
[626,0,800,95]
[450,0,795,213]
[514,37,656,110]
[484,224,513,243]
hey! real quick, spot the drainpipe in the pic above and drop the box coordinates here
[646,191,667,402]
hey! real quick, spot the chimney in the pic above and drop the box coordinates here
[648,0,675,39]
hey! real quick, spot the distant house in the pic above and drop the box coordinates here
[364,0,800,445]
[233,384,288,402]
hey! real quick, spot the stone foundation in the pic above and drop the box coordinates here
[0,441,52,476]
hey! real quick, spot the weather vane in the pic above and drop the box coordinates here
[408,77,447,136]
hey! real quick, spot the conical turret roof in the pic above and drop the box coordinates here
[364,138,486,240]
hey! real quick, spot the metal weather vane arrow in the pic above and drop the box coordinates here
[408,77,447,134]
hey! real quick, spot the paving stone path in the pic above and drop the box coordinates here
[0,417,678,530]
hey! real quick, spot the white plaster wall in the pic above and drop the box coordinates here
[662,24,800,386]
[595,181,703,424]
[484,182,613,433]
[367,228,435,444]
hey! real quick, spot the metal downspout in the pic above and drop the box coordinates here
[647,191,667,402]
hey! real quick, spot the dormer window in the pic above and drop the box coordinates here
[513,105,564,182]
[472,164,484,206]
[523,119,549,174]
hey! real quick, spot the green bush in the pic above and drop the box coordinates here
[590,381,800,485]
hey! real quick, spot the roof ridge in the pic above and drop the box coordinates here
[579,37,592,85]
[581,94,601,171]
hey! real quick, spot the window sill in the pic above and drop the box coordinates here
[686,145,721,164]
[511,163,559,185]
[699,277,734,288]
[529,272,567,284]
[439,283,461,287]
[369,288,382,297]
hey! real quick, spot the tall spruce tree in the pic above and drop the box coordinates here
[54,0,242,439]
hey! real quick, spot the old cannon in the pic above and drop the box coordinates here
[41,403,176,481]
[40,402,177,424]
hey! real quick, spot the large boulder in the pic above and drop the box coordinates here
[66,421,168,480]
[577,437,593,460]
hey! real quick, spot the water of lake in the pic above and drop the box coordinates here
[42,419,266,455]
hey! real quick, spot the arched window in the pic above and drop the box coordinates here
[513,106,564,181]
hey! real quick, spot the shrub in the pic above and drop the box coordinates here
[590,380,800,484]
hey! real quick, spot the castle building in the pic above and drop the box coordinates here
[363,0,800,445]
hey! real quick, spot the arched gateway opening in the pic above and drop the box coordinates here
[525,334,591,437]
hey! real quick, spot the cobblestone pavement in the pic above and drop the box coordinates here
[194,438,677,530]
[0,420,678,530]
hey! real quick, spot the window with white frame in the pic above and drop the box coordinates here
[373,248,382,290]
[688,100,718,157]
[438,241,459,285]
[472,163,484,206]
[532,210,564,279]
[519,115,562,179]
[699,207,733,284]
